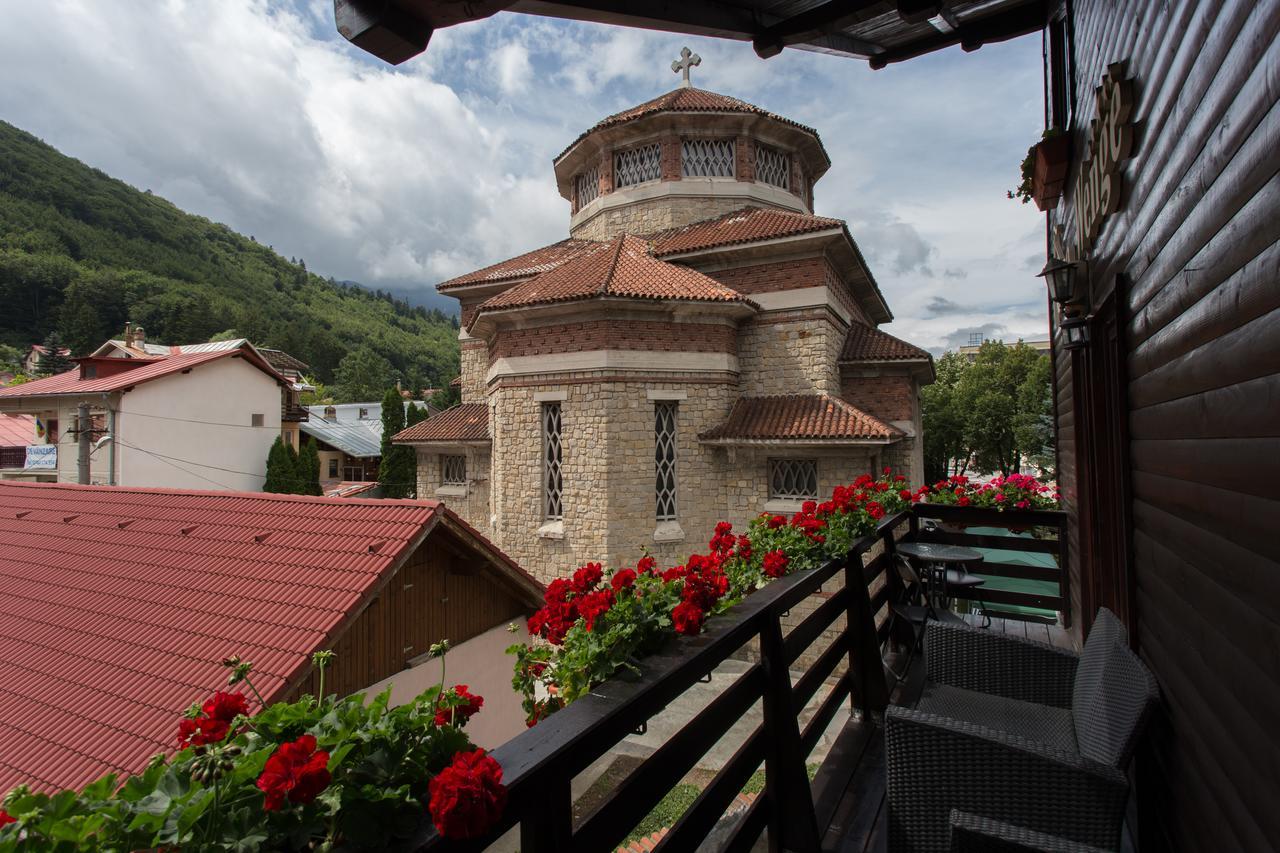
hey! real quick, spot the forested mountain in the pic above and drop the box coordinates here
[0,120,459,386]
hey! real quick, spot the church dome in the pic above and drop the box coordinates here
[554,73,832,241]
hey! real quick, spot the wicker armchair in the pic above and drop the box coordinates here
[885,609,1158,852]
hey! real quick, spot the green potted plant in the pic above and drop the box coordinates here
[1009,128,1070,210]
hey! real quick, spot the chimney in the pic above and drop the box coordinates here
[133,325,146,347]
[323,405,337,420]
[123,322,133,346]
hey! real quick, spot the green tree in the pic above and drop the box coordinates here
[428,382,461,411]
[333,347,394,403]
[299,375,333,407]
[299,437,323,496]
[263,436,297,493]
[0,343,22,374]
[920,351,973,482]
[35,331,73,374]
[954,341,1052,476]
[404,401,428,429]
[378,389,416,498]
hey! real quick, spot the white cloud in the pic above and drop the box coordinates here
[0,1,1052,340]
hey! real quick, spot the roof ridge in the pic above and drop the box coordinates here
[597,233,631,296]
[0,480,441,508]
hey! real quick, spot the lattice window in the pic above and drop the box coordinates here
[654,402,678,520]
[575,164,600,208]
[755,144,791,189]
[769,458,818,501]
[614,143,662,187]
[681,138,735,177]
[542,403,564,520]
[441,454,467,486]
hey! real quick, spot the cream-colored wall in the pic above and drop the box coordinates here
[117,358,282,491]
[362,620,533,751]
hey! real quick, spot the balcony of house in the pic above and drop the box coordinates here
[404,501,1144,853]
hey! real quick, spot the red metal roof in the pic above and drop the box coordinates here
[478,234,754,313]
[698,394,901,443]
[0,481,535,793]
[839,324,932,361]
[556,87,821,162]
[439,239,600,290]
[651,206,844,257]
[393,403,489,443]
[0,414,35,446]
[0,349,287,398]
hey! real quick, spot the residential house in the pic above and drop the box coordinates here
[302,401,426,490]
[0,343,288,490]
[0,480,543,792]
[0,413,52,481]
[22,343,71,375]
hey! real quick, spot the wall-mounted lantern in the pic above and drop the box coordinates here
[1038,256,1081,306]
[1059,313,1091,350]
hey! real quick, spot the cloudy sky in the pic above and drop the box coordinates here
[0,0,1051,352]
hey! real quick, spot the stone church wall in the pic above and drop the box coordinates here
[571,195,759,241]
[737,311,844,396]
[414,447,492,537]
[459,340,488,403]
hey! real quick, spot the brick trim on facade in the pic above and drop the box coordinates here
[489,319,737,362]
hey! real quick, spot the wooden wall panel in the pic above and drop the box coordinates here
[1051,1,1280,848]
[289,529,529,701]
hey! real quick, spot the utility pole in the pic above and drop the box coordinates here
[77,402,91,485]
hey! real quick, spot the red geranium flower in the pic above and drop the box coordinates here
[611,568,637,590]
[577,589,615,630]
[429,749,509,840]
[177,691,250,749]
[571,562,604,593]
[256,734,331,812]
[672,600,705,635]
[0,810,14,828]
[436,684,485,727]
[762,549,789,579]
[637,555,657,575]
[766,514,786,529]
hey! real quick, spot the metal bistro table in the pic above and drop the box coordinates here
[890,542,987,680]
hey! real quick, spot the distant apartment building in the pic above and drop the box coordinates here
[958,332,1051,361]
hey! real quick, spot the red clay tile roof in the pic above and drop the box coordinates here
[393,403,489,443]
[477,234,755,313]
[439,239,600,290]
[839,324,932,361]
[0,481,539,793]
[650,206,844,257]
[0,349,286,398]
[557,87,820,161]
[0,414,35,446]
[699,394,901,443]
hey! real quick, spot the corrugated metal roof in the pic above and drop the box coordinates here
[300,405,385,458]
[0,480,450,793]
[0,349,287,398]
[0,414,35,446]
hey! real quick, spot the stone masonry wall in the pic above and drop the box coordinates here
[415,447,492,537]
[459,340,487,403]
[571,194,759,241]
[737,311,844,396]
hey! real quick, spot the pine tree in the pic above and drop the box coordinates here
[263,436,295,493]
[378,389,415,498]
[299,438,323,496]
[284,441,305,494]
[404,401,428,429]
[36,332,74,376]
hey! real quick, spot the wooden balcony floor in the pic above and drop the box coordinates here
[819,615,1078,853]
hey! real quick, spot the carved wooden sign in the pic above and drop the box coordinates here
[1072,62,1135,255]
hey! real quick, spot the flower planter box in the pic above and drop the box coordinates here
[1032,134,1072,211]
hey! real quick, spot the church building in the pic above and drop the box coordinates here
[395,57,933,582]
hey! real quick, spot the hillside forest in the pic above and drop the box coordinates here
[0,121,459,393]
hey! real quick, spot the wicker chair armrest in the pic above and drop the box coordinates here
[949,809,1117,852]
[926,620,1078,707]
[886,707,1128,852]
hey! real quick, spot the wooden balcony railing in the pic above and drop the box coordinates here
[413,511,915,853]
[411,504,1070,852]
[909,504,1070,625]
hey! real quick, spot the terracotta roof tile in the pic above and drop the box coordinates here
[439,239,600,290]
[477,234,755,313]
[650,206,844,257]
[0,349,287,398]
[557,87,820,161]
[393,403,489,443]
[699,394,901,443]
[839,324,932,361]
[0,481,537,793]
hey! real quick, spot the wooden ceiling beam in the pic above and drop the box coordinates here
[750,0,887,59]
[869,0,1048,69]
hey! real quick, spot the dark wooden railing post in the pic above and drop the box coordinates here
[519,776,573,852]
[760,614,821,853]
[846,543,890,719]
[1057,514,1071,627]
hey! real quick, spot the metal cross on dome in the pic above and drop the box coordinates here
[672,46,701,87]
